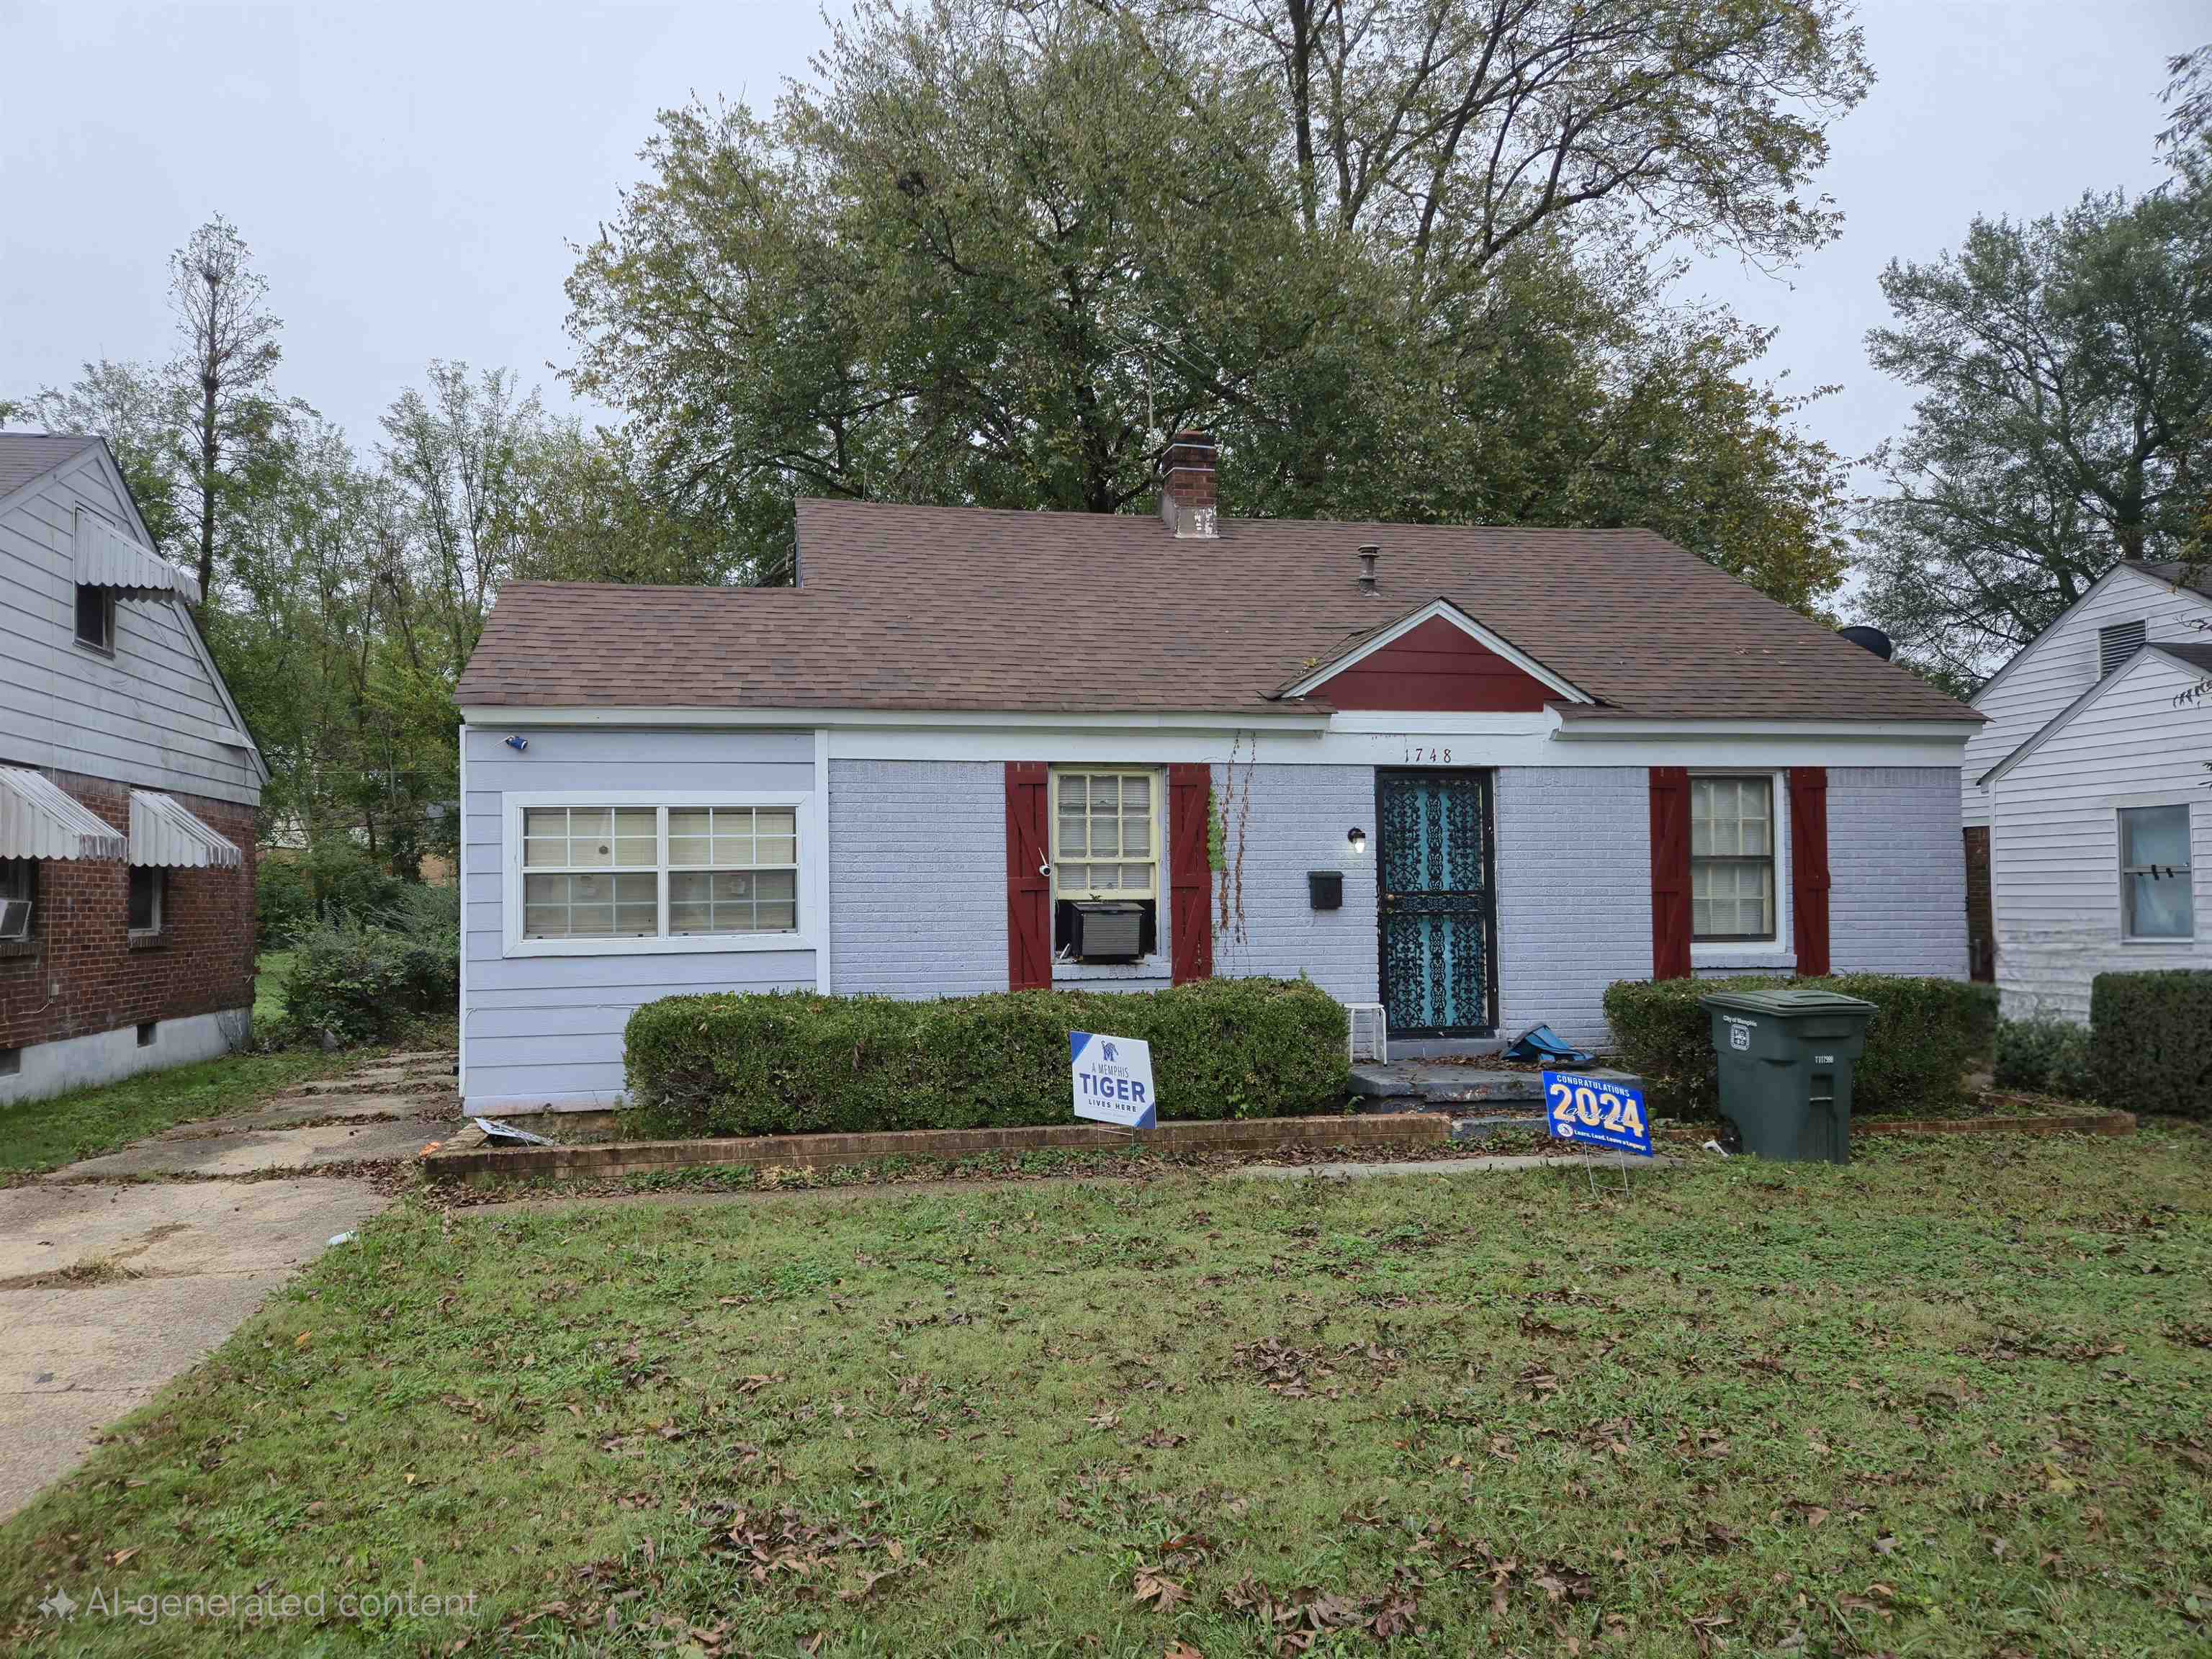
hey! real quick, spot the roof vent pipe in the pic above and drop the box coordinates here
[1357,544,1380,593]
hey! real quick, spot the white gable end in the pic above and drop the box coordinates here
[1964,565,2212,827]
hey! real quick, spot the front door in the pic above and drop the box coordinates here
[1375,770,1497,1035]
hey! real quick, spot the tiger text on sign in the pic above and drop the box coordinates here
[1541,1071,1654,1157]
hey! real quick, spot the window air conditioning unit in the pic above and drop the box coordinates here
[0,899,30,943]
[1069,901,1144,963]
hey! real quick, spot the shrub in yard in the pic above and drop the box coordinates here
[281,921,459,1045]
[1992,1017,2094,1098]
[1602,974,1991,1118]
[624,977,1350,1139]
[2089,969,2212,1117]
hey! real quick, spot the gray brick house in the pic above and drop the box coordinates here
[452,435,1979,1112]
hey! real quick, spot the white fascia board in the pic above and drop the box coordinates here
[1277,597,1593,703]
[1551,718,1982,743]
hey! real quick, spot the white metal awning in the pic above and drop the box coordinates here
[129,791,242,869]
[74,512,202,605]
[0,768,127,860]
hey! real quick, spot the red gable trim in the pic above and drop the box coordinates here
[1278,597,1589,711]
[1317,615,1557,711]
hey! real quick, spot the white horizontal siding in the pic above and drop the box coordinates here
[1965,567,2212,827]
[0,454,258,804]
[1990,651,2211,1022]
[458,724,821,1107]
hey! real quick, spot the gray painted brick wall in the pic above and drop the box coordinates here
[1493,767,1651,1048]
[1211,763,1379,1004]
[830,760,1006,995]
[1828,766,1966,978]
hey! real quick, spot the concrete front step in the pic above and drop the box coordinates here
[1351,1064,1547,1103]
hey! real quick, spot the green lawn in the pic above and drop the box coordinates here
[4,1129,2210,1655]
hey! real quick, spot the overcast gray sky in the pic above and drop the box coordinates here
[2,1,2203,484]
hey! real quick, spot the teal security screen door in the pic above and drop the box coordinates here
[1375,770,1497,1036]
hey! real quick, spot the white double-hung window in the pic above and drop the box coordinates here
[2119,804,2194,940]
[1691,775,1776,942]
[1051,770,1159,900]
[509,795,808,955]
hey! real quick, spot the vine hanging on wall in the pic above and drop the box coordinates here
[1213,732,1255,948]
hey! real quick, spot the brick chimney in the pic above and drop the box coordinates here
[1159,430,1218,539]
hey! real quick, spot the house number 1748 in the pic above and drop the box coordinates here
[1402,745,1452,764]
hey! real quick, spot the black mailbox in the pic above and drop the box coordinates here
[1308,869,1344,910]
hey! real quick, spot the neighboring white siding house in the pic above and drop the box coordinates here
[1984,646,2211,1021]
[1964,563,2212,828]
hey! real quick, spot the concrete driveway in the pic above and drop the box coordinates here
[0,1049,457,1521]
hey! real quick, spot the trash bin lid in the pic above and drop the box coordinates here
[1698,987,1877,1017]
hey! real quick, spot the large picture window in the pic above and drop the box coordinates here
[2120,804,2194,940]
[1691,775,1775,942]
[517,801,802,946]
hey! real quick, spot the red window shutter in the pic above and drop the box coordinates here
[1005,762,1051,990]
[1168,763,1214,984]
[1649,767,1692,980]
[1789,766,1831,978]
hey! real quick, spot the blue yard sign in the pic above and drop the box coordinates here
[1542,1071,1653,1157]
[1071,1031,1157,1130]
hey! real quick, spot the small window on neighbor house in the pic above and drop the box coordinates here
[2120,804,2194,940]
[1691,775,1776,942]
[74,583,114,651]
[2100,620,2147,678]
[127,866,163,934]
[0,858,34,941]
[136,1020,158,1048]
[0,1047,19,1078]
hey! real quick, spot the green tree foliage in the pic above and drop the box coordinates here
[1859,153,2212,678]
[565,0,1866,607]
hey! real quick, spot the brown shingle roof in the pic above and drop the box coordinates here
[0,433,101,502]
[455,500,1977,723]
[2125,558,2212,601]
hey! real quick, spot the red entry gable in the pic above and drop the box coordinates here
[1311,616,1558,711]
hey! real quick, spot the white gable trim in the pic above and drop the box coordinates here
[1979,645,2205,787]
[1276,598,1593,704]
[1970,563,2212,709]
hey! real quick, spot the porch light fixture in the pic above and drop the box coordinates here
[1347,827,1367,856]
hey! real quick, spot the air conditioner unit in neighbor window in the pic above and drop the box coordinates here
[1069,902,1144,963]
[0,899,30,942]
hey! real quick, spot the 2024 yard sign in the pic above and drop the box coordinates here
[1541,1071,1653,1158]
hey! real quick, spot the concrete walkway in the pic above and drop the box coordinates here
[0,1048,459,1521]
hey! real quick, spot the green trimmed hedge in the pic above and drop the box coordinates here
[624,979,1352,1139]
[1602,974,1996,1118]
[2090,970,2212,1117]
[1993,1017,2094,1098]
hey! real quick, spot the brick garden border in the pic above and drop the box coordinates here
[421,1112,1449,1186]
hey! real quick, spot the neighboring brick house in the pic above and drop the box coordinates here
[451,433,1981,1112]
[0,434,265,1102]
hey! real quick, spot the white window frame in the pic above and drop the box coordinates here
[1048,767,1163,903]
[500,790,819,958]
[1688,769,1793,963]
[2117,800,2195,945]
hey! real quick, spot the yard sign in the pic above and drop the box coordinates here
[1542,1071,1653,1157]
[1071,1032,1157,1130]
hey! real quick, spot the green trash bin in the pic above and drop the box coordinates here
[1699,988,1878,1164]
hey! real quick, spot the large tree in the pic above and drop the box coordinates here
[566,0,1865,606]
[1858,156,2212,679]
[170,215,294,611]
